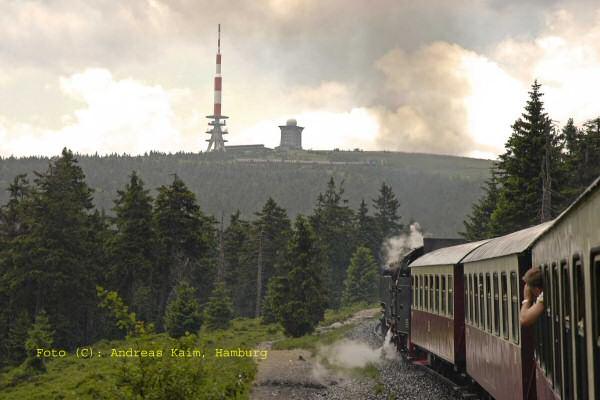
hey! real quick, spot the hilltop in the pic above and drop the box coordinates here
[0,149,492,236]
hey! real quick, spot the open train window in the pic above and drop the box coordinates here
[592,250,600,400]
[493,272,499,336]
[418,275,422,309]
[573,255,587,399]
[560,260,573,400]
[441,275,447,315]
[486,273,492,333]
[510,271,519,344]
[467,274,472,324]
[552,263,562,392]
[448,275,454,317]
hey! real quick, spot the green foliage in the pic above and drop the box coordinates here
[491,81,562,234]
[261,276,286,324]
[461,170,500,240]
[163,282,203,338]
[203,282,234,331]
[354,199,380,261]
[97,286,153,337]
[3,312,31,367]
[153,175,217,324]
[373,182,403,240]
[342,247,379,306]
[23,311,54,372]
[310,177,355,308]
[278,216,328,337]
[254,197,291,312]
[108,171,156,322]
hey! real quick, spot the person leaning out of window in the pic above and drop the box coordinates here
[520,266,544,327]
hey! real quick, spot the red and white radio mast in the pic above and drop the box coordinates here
[206,24,228,152]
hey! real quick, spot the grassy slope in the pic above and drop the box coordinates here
[0,304,376,400]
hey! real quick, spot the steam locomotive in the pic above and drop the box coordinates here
[381,176,600,400]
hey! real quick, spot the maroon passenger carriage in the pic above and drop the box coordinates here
[461,222,553,400]
[409,241,488,370]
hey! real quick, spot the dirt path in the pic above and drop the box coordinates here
[250,308,380,400]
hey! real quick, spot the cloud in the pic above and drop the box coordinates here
[0,68,185,157]
[1,2,600,158]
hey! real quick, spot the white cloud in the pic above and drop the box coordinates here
[0,68,185,157]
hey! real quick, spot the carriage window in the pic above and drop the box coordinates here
[429,275,434,312]
[441,275,447,315]
[511,271,519,344]
[501,272,508,339]
[592,252,600,400]
[434,275,440,314]
[486,273,492,333]
[466,274,472,324]
[417,275,423,310]
[552,263,562,392]
[412,276,415,306]
[424,275,429,310]
[449,275,454,317]
[543,265,554,382]
[479,273,485,328]
[493,272,500,336]
[561,260,573,400]
[474,274,480,327]
[574,256,587,400]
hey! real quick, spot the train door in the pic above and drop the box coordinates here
[573,255,587,400]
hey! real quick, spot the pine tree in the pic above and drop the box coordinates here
[279,216,327,337]
[223,211,255,317]
[13,148,98,348]
[559,118,583,208]
[108,171,156,323]
[3,312,30,366]
[461,169,501,240]
[310,177,355,309]
[341,246,379,306]
[253,198,291,313]
[164,281,203,338]
[203,282,234,331]
[261,276,286,324]
[372,182,403,265]
[24,310,54,372]
[491,81,563,233]
[354,199,380,260]
[154,175,217,324]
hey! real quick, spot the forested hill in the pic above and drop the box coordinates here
[0,149,491,236]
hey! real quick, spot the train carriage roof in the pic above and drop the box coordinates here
[462,221,553,263]
[409,240,489,267]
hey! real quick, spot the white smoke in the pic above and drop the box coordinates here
[382,222,424,266]
[314,329,398,373]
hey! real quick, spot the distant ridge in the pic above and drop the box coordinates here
[0,150,492,236]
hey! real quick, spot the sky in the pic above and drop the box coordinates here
[1,0,600,159]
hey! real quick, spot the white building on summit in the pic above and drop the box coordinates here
[277,119,303,150]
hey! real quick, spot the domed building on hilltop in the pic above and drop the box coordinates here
[277,118,304,150]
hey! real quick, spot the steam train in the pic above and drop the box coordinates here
[380,176,600,400]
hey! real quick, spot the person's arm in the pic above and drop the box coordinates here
[520,284,544,327]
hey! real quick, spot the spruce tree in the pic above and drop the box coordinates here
[261,276,286,324]
[310,178,355,309]
[254,198,291,313]
[203,282,234,331]
[354,199,380,260]
[342,246,379,306]
[154,175,217,323]
[24,310,54,372]
[373,182,403,241]
[461,170,500,240]
[223,211,255,317]
[164,281,203,338]
[491,81,563,233]
[109,171,155,322]
[13,148,98,348]
[279,216,327,337]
